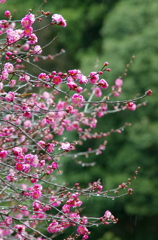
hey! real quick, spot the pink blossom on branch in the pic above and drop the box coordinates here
[93,87,102,97]
[33,45,42,54]
[71,93,85,105]
[19,74,30,82]
[127,101,137,111]
[23,26,33,36]
[27,33,38,45]
[0,149,8,158]
[115,78,123,87]
[21,16,31,28]
[97,79,109,89]
[21,14,35,28]
[4,62,14,73]
[104,210,112,219]
[5,91,15,101]
[51,14,67,27]
[4,10,11,18]
[89,71,99,84]
[60,142,71,151]
[6,28,24,44]
[52,75,62,85]
[77,225,88,235]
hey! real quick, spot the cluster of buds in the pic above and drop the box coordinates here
[100,210,118,225]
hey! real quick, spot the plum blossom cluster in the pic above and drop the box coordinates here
[0,2,152,240]
[51,14,67,27]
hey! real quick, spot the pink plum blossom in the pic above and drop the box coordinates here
[98,79,109,89]
[89,71,99,84]
[24,120,32,128]
[115,78,123,87]
[27,33,38,45]
[47,143,55,153]
[21,14,35,28]
[71,93,85,104]
[33,45,42,54]
[60,142,71,151]
[1,70,8,80]
[5,217,12,225]
[51,14,66,27]
[6,172,17,182]
[68,69,81,76]
[38,73,49,80]
[47,220,64,233]
[19,74,30,82]
[67,81,78,91]
[104,210,112,219]
[0,149,8,158]
[21,16,32,28]
[93,87,102,97]
[15,163,24,171]
[14,224,26,234]
[23,27,33,36]
[51,161,58,169]
[77,226,88,235]
[52,75,62,85]
[69,212,80,223]
[4,63,14,73]
[23,43,30,51]
[62,204,71,213]
[12,147,23,156]
[23,164,31,173]
[6,29,24,44]
[31,190,42,199]
[79,74,88,84]
[49,196,61,207]
[5,92,15,101]
[9,79,16,87]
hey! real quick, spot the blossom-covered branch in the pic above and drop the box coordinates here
[0,2,152,240]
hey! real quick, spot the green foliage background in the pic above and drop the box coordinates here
[1,0,158,239]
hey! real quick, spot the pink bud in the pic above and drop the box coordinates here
[127,102,136,111]
[104,61,109,66]
[4,10,11,18]
[145,89,152,96]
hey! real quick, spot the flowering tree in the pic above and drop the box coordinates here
[0,1,152,240]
